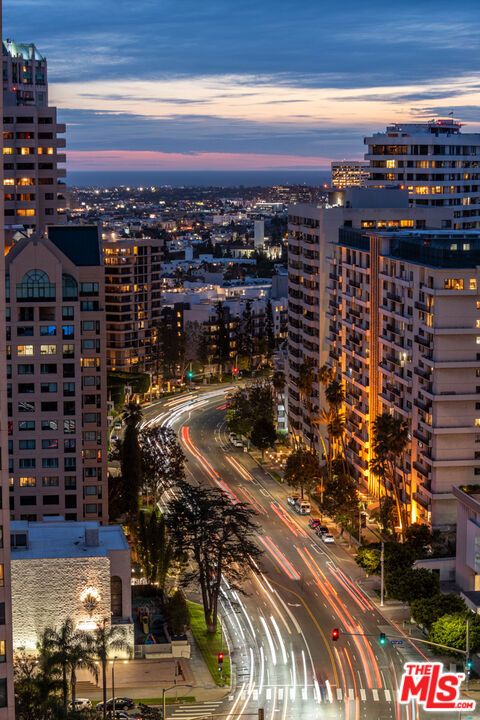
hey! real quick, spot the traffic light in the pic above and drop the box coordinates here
[217,652,224,671]
[232,366,239,375]
[466,658,473,670]
[187,370,194,380]
[379,633,387,646]
[331,628,340,642]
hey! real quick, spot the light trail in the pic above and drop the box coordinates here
[260,616,277,667]
[344,646,361,720]
[270,501,304,537]
[259,645,265,695]
[270,615,288,664]
[269,687,277,720]
[258,535,301,581]
[301,649,307,696]
[237,485,268,515]
[225,455,254,481]
[291,649,297,700]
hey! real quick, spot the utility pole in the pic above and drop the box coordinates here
[380,541,385,607]
[466,617,470,690]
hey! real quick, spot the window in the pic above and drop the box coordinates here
[63,344,74,358]
[18,420,35,431]
[84,467,97,478]
[42,458,59,468]
[63,401,75,415]
[62,306,74,319]
[19,440,35,450]
[65,476,77,489]
[82,376,97,387]
[64,419,76,434]
[62,325,74,339]
[62,274,78,300]
[19,476,36,487]
[0,640,5,664]
[18,401,35,412]
[83,412,99,424]
[81,301,99,311]
[64,439,76,452]
[64,457,76,470]
[17,326,33,337]
[444,278,464,290]
[80,282,99,295]
[20,496,36,506]
[475,419,480,427]
[40,363,57,374]
[41,402,58,412]
[0,565,4,589]
[18,364,34,375]
[84,485,98,495]
[82,339,97,351]
[84,431,99,442]
[17,269,55,300]
[42,476,59,487]
[65,495,77,509]
[41,419,58,431]
[63,382,75,396]
[17,345,33,356]
[82,321,95,332]
[470,279,478,291]
[18,383,34,394]
[39,307,55,321]
[477,338,480,345]
[111,576,123,618]
[40,382,57,393]
[19,459,35,469]
[63,364,75,378]
[84,504,97,514]
[41,439,58,449]
[0,602,5,625]
[40,344,56,355]
[43,495,59,505]
[40,325,56,336]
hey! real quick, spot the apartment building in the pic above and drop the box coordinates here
[287,188,455,449]
[364,120,480,229]
[103,234,163,375]
[6,225,107,523]
[3,39,66,240]
[0,2,16,714]
[331,160,369,190]
[329,228,480,529]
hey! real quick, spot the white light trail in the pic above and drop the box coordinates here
[291,649,297,701]
[259,645,265,695]
[260,616,277,666]
[301,649,307,695]
[270,615,288,664]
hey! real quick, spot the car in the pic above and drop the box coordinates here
[315,525,329,536]
[69,698,92,710]
[322,533,335,543]
[111,434,119,443]
[113,420,122,430]
[295,500,311,515]
[287,495,300,506]
[308,517,321,529]
[228,433,244,448]
[97,698,134,711]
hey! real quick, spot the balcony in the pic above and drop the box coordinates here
[413,461,430,478]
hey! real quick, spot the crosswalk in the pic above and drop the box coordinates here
[235,686,394,704]
[168,700,224,719]
[335,687,392,703]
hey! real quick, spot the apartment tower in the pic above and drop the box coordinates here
[365,120,480,229]
[3,39,66,241]
[331,160,369,190]
[6,226,107,524]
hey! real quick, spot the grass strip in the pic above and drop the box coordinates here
[187,600,230,687]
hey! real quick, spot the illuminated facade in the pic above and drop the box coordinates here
[365,120,480,230]
[329,229,480,530]
[331,160,369,189]
[103,235,163,375]
[3,39,66,239]
[6,226,108,523]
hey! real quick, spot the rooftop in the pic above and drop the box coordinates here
[10,519,129,560]
[3,40,45,62]
[47,225,102,266]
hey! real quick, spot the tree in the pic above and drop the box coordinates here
[429,612,480,653]
[250,417,276,459]
[140,426,186,506]
[165,590,190,637]
[405,523,435,557]
[119,402,144,522]
[14,651,63,720]
[166,481,262,632]
[265,299,275,358]
[212,302,231,376]
[385,567,439,604]
[322,458,358,530]
[157,315,185,378]
[411,594,468,631]
[226,381,274,438]
[370,413,410,541]
[91,622,130,720]
[237,300,254,369]
[39,618,98,715]
[284,448,321,499]
[355,546,381,575]
[136,510,174,590]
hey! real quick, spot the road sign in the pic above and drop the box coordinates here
[391,639,404,645]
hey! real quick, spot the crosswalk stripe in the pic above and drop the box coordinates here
[253,690,258,701]
[278,688,284,700]
[266,688,272,700]
[372,689,379,702]
[360,689,366,701]
[348,688,355,700]
[301,688,307,701]
[336,688,343,701]
[384,689,391,702]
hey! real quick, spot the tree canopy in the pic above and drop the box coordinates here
[411,594,468,631]
[284,448,321,499]
[429,612,480,653]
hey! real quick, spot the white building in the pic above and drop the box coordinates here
[10,519,133,655]
[365,120,480,230]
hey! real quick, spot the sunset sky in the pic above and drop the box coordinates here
[6,0,480,171]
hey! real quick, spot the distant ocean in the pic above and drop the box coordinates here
[67,170,331,189]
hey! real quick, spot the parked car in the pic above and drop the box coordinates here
[287,495,300,506]
[228,433,243,448]
[315,525,329,536]
[308,517,321,529]
[322,533,335,543]
[69,699,92,710]
[97,698,134,711]
[294,500,311,515]
[111,434,119,443]
[113,420,122,430]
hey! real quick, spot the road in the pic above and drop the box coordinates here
[142,388,460,720]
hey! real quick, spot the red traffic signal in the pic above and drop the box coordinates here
[331,628,340,642]
[232,367,239,375]
[217,652,224,664]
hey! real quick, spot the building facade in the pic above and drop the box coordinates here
[365,120,480,230]
[328,229,480,529]
[331,160,369,189]
[3,39,66,240]
[0,2,16,714]
[6,226,108,523]
[103,234,163,375]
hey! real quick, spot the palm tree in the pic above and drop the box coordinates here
[92,622,131,720]
[122,401,143,427]
[39,617,98,715]
[370,412,410,541]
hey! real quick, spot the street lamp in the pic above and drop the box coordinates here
[111,656,118,717]
[162,684,193,720]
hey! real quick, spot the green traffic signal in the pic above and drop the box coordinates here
[379,632,387,645]
[187,371,194,380]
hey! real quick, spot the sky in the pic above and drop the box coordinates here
[5,0,480,171]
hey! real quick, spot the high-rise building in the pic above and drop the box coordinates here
[3,39,66,241]
[254,219,265,249]
[331,160,369,189]
[287,188,456,449]
[102,234,163,377]
[0,4,16,715]
[6,226,107,523]
[364,120,480,230]
[328,228,480,530]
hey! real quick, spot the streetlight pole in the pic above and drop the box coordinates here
[111,656,118,718]
[162,684,193,720]
[380,541,385,607]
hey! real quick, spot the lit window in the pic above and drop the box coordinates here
[450,244,458,251]
[17,209,35,217]
[470,279,477,290]
[444,278,464,290]
[464,244,471,251]
[475,419,480,427]
[2,148,13,155]
[476,320,480,328]
[19,477,36,487]
[3,179,14,186]
[17,345,33,356]
[40,345,56,355]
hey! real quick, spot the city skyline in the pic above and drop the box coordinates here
[5,0,480,171]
